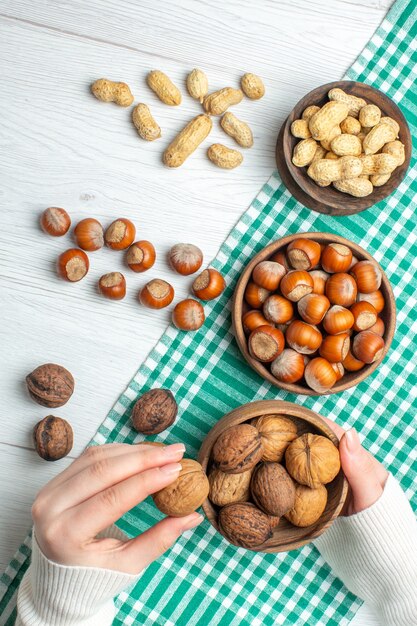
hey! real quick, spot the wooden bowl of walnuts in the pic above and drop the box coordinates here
[232,232,395,395]
[276,80,411,216]
[198,400,348,552]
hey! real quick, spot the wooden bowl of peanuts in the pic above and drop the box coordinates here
[276,81,411,216]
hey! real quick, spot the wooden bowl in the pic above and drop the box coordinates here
[232,232,396,395]
[198,400,348,552]
[276,80,411,216]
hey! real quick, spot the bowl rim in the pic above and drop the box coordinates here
[232,232,396,395]
[198,399,349,553]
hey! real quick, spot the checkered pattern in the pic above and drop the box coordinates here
[1,1,416,624]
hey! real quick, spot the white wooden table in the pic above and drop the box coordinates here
[0,1,392,623]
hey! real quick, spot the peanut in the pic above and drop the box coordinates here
[309,102,349,141]
[333,177,374,197]
[330,134,362,157]
[362,122,397,155]
[302,105,320,121]
[370,173,391,186]
[340,116,361,135]
[359,104,381,128]
[290,119,311,139]
[328,88,366,118]
[207,144,243,169]
[320,125,341,151]
[147,70,182,106]
[163,114,212,168]
[307,156,363,184]
[325,151,339,160]
[220,112,253,148]
[382,140,405,165]
[292,139,318,167]
[380,116,400,136]
[311,144,327,162]
[132,104,161,141]
[91,78,134,107]
[360,154,398,175]
[203,88,243,116]
[240,73,265,100]
[186,68,209,103]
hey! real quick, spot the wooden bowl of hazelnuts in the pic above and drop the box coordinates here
[198,400,348,552]
[276,80,411,216]
[232,232,395,395]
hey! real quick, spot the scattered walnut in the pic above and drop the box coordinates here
[131,388,178,435]
[26,363,74,408]
[153,459,209,517]
[33,416,73,461]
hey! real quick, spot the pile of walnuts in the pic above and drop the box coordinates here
[208,415,341,549]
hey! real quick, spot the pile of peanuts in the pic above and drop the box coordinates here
[290,88,405,197]
[91,69,265,170]
[242,238,386,393]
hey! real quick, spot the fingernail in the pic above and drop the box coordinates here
[160,462,182,475]
[163,443,186,458]
[181,513,204,531]
[345,428,360,453]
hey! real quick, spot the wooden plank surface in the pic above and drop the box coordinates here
[0,1,391,623]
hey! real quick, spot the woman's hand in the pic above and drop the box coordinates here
[320,417,389,515]
[31,443,203,574]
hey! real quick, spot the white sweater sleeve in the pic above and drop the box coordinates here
[16,526,138,626]
[314,473,417,626]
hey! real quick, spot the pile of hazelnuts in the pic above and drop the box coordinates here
[40,207,226,331]
[242,238,386,393]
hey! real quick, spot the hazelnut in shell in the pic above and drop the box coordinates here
[105,218,136,250]
[244,282,270,309]
[252,261,286,291]
[251,462,296,517]
[325,273,357,307]
[153,459,209,517]
[126,240,156,273]
[172,299,205,331]
[139,279,174,309]
[40,207,71,236]
[287,238,321,270]
[98,272,126,300]
[242,310,273,334]
[304,357,338,393]
[263,295,294,324]
[285,433,341,488]
[218,502,272,549]
[251,414,297,462]
[321,243,352,274]
[57,248,89,282]
[270,349,306,384]
[212,423,264,474]
[192,268,225,301]
[285,483,328,527]
[208,468,252,506]
[169,243,203,275]
[74,218,104,251]
[280,270,313,302]
[131,388,178,435]
[26,363,75,408]
[248,325,285,362]
[33,415,73,461]
[350,260,382,293]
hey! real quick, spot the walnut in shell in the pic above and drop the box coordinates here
[208,467,252,507]
[33,416,73,461]
[26,363,74,408]
[285,433,340,488]
[285,483,328,527]
[212,424,264,474]
[251,414,298,462]
[131,388,178,435]
[218,502,272,549]
[251,462,296,517]
[153,459,209,517]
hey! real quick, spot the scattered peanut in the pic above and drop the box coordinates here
[302,105,320,121]
[240,73,265,100]
[340,116,361,135]
[203,88,243,116]
[320,125,341,151]
[330,134,362,157]
[220,112,253,148]
[91,78,134,107]
[328,88,367,118]
[307,156,363,185]
[309,102,349,141]
[186,68,209,103]
[359,104,381,128]
[333,177,374,197]
[292,139,318,167]
[132,104,161,141]
[290,119,311,139]
[147,70,182,106]
[207,144,243,169]
[163,114,212,168]
[360,153,398,175]
[363,121,397,155]
[382,140,405,165]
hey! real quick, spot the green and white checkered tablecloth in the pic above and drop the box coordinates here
[1,1,416,624]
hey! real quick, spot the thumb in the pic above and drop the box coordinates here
[339,428,387,514]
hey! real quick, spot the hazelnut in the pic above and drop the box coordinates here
[251,462,296,517]
[251,414,297,462]
[285,433,341,488]
[285,483,328,527]
[169,243,203,275]
[192,269,225,301]
[248,325,285,362]
[153,458,209,517]
[218,502,272,549]
[98,272,126,300]
[40,207,71,236]
[105,218,136,250]
[208,468,252,506]
[57,248,89,282]
[172,299,205,331]
[74,218,104,251]
[244,281,270,309]
[139,279,174,309]
[212,424,264,474]
[131,388,178,435]
[26,363,75,408]
[126,241,156,273]
[33,416,73,461]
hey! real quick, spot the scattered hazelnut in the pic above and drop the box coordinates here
[57,248,89,282]
[208,468,252,506]
[172,299,205,331]
[251,462,296,517]
[192,268,225,301]
[218,502,272,549]
[169,243,203,275]
[131,388,178,435]
[285,433,341,488]
[212,424,264,474]
[285,483,328,527]
[105,218,136,250]
[74,218,104,251]
[139,279,175,309]
[126,240,156,272]
[153,458,209,517]
[33,415,73,461]
[98,272,126,300]
[40,207,71,237]
[26,363,75,408]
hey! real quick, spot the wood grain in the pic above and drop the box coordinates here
[198,400,348,552]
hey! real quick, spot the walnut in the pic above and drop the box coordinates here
[251,462,296,516]
[153,459,209,517]
[131,388,178,435]
[33,416,73,461]
[251,414,298,462]
[26,363,74,408]
[208,467,252,506]
[218,502,272,548]
[285,433,340,488]
[212,424,264,474]
[285,483,328,527]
